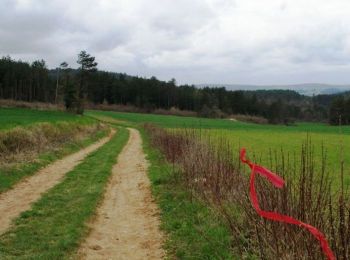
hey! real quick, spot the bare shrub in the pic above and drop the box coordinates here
[145,124,350,259]
[0,99,64,110]
[88,103,198,117]
[199,105,226,118]
[87,103,144,113]
[153,107,197,117]
[230,114,269,124]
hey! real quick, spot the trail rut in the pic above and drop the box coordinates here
[78,128,164,260]
[0,130,115,234]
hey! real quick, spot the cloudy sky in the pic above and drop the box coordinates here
[2,0,350,85]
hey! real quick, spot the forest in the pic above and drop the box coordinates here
[0,53,347,124]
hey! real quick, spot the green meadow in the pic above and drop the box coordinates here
[89,110,350,188]
[87,109,350,133]
[0,108,94,130]
[0,107,346,258]
[4,107,346,189]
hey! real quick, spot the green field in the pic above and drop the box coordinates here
[89,110,350,188]
[0,108,94,130]
[87,110,350,134]
[89,110,348,258]
[0,108,346,258]
[201,129,349,186]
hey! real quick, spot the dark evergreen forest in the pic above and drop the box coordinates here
[0,54,347,124]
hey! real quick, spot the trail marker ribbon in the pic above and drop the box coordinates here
[240,148,335,260]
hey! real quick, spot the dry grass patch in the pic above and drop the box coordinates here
[229,114,268,124]
[0,99,64,110]
[0,122,106,168]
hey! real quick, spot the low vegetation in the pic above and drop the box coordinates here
[88,103,197,117]
[1,107,349,259]
[0,122,104,159]
[145,124,350,259]
[0,109,107,193]
[0,127,129,259]
[140,128,234,259]
[0,123,107,192]
[0,99,63,111]
[229,114,268,124]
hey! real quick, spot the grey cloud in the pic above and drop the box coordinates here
[88,30,130,52]
[149,1,214,35]
[1,0,350,85]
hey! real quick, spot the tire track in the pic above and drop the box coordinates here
[0,130,115,235]
[78,128,164,260]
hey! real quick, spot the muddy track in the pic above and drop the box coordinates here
[78,128,164,260]
[0,130,115,235]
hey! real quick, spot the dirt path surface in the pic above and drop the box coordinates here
[78,128,164,260]
[0,130,115,235]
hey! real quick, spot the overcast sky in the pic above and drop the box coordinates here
[2,0,350,85]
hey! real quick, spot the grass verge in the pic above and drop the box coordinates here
[0,128,108,193]
[140,128,234,259]
[0,127,129,259]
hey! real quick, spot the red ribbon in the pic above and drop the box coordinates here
[240,148,335,260]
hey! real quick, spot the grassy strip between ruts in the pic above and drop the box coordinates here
[140,128,235,260]
[0,128,108,193]
[0,127,129,259]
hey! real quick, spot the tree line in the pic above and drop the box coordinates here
[0,52,342,124]
[329,95,350,125]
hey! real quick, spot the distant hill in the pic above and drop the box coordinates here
[197,83,350,96]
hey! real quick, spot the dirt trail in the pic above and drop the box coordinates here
[0,130,115,235]
[78,128,164,260]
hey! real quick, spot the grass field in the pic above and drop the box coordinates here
[140,114,350,258]
[0,108,347,258]
[200,129,350,188]
[87,110,350,134]
[89,110,350,188]
[0,108,94,130]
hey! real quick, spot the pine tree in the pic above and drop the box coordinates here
[64,81,76,111]
[76,51,97,114]
[55,62,68,104]
[329,96,345,125]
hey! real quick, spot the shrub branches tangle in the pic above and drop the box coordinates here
[144,124,350,259]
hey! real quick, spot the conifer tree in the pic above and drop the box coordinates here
[76,51,97,114]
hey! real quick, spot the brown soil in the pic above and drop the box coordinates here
[78,128,164,260]
[0,130,115,235]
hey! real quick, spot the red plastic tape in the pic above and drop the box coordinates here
[240,148,335,260]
